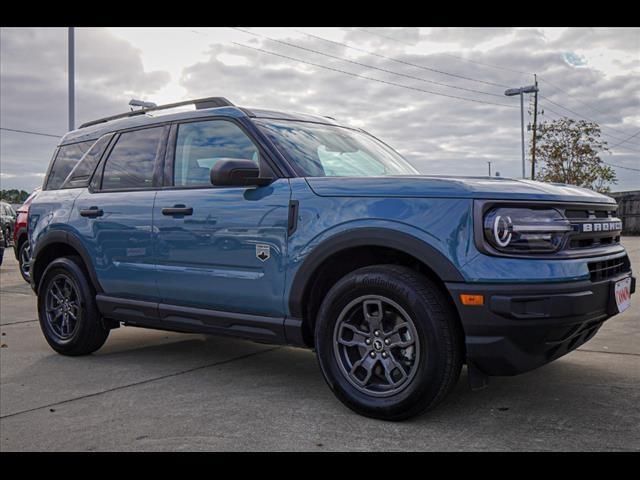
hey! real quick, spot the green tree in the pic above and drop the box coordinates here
[533,117,616,193]
[0,189,30,203]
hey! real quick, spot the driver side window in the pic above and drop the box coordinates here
[174,120,260,187]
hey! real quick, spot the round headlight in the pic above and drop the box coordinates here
[492,214,513,247]
[483,207,571,253]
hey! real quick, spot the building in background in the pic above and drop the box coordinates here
[611,190,640,235]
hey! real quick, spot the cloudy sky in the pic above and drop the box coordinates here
[1,27,638,192]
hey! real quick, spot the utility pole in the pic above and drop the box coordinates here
[487,161,492,176]
[520,92,525,178]
[531,74,539,180]
[68,27,75,132]
[505,84,538,179]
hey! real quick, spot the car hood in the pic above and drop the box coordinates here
[305,175,615,204]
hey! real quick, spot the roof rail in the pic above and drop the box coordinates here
[79,97,235,129]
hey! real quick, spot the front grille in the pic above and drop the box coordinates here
[562,205,621,252]
[588,255,631,282]
[569,235,621,249]
[565,207,613,220]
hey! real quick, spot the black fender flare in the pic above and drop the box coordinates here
[288,227,465,318]
[31,229,103,294]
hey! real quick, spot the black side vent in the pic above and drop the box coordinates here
[588,255,631,282]
[288,200,299,236]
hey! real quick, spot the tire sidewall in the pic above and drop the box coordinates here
[315,267,453,420]
[37,257,98,352]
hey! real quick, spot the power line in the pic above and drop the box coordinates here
[294,28,511,89]
[608,130,640,149]
[540,95,640,146]
[539,97,640,149]
[304,28,638,146]
[534,104,640,154]
[232,28,505,98]
[231,42,519,109]
[354,28,417,46]
[0,127,61,138]
[603,162,640,172]
[529,106,640,172]
[354,27,532,77]
[538,76,639,138]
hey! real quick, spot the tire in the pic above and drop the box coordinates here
[37,256,109,356]
[315,265,463,421]
[18,240,31,283]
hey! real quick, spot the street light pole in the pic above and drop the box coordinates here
[531,74,539,180]
[68,27,75,132]
[505,84,538,179]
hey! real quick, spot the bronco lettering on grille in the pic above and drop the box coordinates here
[579,221,623,233]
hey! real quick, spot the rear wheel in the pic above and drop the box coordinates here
[315,265,463,421]
[18,240,31,283]
[37,256,109,356]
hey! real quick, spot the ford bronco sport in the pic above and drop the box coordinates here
[28,97,635,420]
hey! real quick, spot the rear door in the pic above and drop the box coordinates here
[153,118,291,317]
[72,125,168,301]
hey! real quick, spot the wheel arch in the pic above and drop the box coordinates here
[30,229,102,295]
[288,228,465,346]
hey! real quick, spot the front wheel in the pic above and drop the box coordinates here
[315,265,463,421]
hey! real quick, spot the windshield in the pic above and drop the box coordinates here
[256,119,419,177]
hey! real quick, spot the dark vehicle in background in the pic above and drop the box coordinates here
[0,228,4,266]
[0,201,17,248]
[13,188,41,282]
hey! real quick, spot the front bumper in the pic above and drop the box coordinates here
[446,273,635,376]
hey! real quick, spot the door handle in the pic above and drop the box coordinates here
[162,206,193,216]
[80,207,104,218]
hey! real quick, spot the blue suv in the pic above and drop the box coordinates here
[28,97,635,420]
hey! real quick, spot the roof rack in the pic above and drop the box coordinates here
[79,97,234,129]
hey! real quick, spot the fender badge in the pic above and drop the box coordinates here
[256,244,271,262]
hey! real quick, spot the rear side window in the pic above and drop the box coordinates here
[100,127,164,190]
[61,134,113,189]
[173,120,259,187]
[45,141,95,190]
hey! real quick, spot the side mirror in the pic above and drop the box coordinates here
[210,159,273,187]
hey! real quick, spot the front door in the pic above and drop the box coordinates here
[153,119,291,317]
